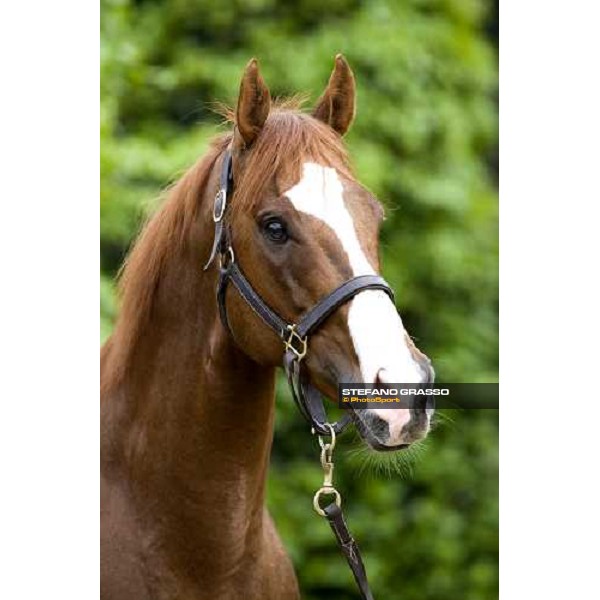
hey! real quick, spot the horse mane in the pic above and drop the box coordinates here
[103,99,354,386]
[102,134,230,385]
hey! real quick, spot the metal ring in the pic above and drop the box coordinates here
[219,246,235,269]
[313,486,342,516]
[318,422,336,453]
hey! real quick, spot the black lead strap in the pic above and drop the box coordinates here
[206,148,394,600]
[324,503,374,600]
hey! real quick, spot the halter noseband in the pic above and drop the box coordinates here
[204,149,395,436]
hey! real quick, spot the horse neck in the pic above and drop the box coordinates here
[101,151,277,569]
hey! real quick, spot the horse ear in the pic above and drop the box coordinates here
[235,58,271,149]
[312,54,356,136]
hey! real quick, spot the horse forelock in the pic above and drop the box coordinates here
[229,104,355,218]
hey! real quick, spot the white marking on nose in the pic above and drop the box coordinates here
[284,162,424,384]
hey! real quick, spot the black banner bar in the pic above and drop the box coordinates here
[337,383,499,409]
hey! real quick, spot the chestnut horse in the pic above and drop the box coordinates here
[101,55,433,600]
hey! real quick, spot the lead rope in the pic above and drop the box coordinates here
[313,425,375,600]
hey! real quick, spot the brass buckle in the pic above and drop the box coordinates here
[284,324,308,361]
[213,189,227,222]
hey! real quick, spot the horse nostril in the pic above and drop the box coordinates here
[366,413,390,441]
[375,368,391,385]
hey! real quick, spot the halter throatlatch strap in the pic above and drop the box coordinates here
[219,262,289,335]
[206,147,399,599]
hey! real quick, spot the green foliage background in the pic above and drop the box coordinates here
[101,1,498,598]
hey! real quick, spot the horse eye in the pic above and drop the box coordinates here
[262,218,289,244]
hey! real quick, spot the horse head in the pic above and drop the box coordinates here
[214,56,434,450]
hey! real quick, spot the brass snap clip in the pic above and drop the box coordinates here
[313,423,342,516]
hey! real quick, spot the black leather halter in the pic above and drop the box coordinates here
[205,149,395,436]
[205,149,396,600]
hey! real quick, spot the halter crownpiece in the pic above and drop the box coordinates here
[205,148,397,600]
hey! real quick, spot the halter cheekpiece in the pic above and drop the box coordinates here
[204,148,397,600]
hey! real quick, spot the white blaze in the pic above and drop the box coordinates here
[284,162,424,386]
